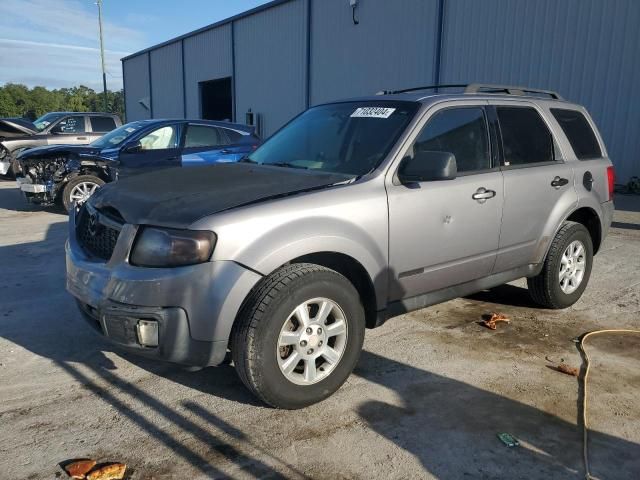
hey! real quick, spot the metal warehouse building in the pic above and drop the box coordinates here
[121,0,640,181]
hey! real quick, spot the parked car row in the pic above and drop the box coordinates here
[14,119,259,209]
[0,112,121,177]
[61,84,614,409]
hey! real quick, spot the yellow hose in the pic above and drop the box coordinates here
[578,329,640,480]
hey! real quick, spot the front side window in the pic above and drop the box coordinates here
[247,101,418,176]
[551,108,602,160]
[54,116,85,134]
[412,107,490,173]
[139,125,178,150]
[497,107,554,166]
[90,116,117,133]
[184,125,225,148]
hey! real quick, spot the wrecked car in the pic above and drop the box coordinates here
[0,112,121,177]
[16,119,259,210]
[66,84,614,409]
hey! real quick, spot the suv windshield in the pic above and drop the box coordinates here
[247,101,418,176]
[33,113,64,131]
[90,121,146,149]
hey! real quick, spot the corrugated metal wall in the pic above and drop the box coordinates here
[149,42,184,118]
[183,25,233,118]
[122,0,639,180]
[123,53,151,121]
[440,0,640,181]
[234,0,308,137]
[310,0,439,105]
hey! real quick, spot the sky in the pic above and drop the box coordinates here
[0,0,270,91]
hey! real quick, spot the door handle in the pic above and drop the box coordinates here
[551,176,569,188]
[220,149,231,154]
[76,136,88,141]
[472,187,496,203]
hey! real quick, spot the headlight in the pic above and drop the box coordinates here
[130,227,216,267]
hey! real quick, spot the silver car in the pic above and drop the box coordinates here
[66,84,614,409]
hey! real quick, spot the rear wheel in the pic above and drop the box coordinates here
[527,221,593,309]
[231,263,365,409]
[62,175,104,211]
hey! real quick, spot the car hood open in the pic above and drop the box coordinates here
[0,118,37,138]
[89,162,350,228]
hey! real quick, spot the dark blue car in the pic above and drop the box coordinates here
[16,119,260,209]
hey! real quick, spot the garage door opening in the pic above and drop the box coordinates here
[200,77,232,121]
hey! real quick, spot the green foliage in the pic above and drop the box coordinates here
[0,83,125,121]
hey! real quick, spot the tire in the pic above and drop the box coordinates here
[231,263,365,409]
[527,221,593,309]
[62,175,105,211]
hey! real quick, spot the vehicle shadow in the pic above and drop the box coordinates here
[0,178,65,214]
[0,222,305,478]
[353,349,640,479]
[465,283,541,308]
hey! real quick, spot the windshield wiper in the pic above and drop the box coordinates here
[266,162,309,170]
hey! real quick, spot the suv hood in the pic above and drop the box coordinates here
[0,118,38,138]
[89,163,350,228]
[19,144,102,161]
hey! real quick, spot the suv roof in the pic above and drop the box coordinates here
[350,83,575,106]
[47,112,119,116]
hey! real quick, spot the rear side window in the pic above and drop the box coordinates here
[222,128,247,144]
[413,107,491,173]
[90,116,117,133]
[497,107,554,166]
[551,108,602,159]
[184,125,226,147]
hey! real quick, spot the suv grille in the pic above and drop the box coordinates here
[76,205,123,261]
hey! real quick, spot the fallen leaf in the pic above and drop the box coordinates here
[482,313,511,330]
[64,459,96,479]
[555,363,579,377]
[86,463,126,480]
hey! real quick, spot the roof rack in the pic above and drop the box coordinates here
[377,83,562,100]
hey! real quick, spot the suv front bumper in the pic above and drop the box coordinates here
[65,211,263,367]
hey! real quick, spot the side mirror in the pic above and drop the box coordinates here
[398,151,457,183]
[123,141,142,154]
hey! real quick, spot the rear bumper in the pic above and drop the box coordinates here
[65,210,263,367]
[601,200,614,242]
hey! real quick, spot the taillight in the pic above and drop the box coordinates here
[607,166,615,200]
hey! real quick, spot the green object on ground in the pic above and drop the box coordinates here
[497,432,520,447]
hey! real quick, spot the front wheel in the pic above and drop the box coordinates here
[231,263,365,409]
[527,221,593,309]
[62,175,105,211]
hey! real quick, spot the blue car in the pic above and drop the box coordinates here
[16,119,260,209]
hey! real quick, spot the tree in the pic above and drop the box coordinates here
[0,83,125,121]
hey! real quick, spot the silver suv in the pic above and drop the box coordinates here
[66,84,614,409]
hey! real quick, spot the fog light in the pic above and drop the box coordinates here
[136,320,159,347]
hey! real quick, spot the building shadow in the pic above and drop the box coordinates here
[611,221,640,231]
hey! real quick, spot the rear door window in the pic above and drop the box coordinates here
[550,108,602,159]
[90,116,117,133]
[184,125,227,148]
[221,128,247,144]
[412,107,491,173]
[497,107,554,166]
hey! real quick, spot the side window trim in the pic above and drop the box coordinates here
[406,104,496,177]
[492,104,562,170]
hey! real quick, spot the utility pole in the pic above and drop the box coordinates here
[97,0,108,112]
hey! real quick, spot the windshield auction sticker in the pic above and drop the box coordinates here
[351,107,396,119]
